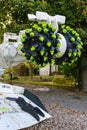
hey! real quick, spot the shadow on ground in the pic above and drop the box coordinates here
[20,84,87,112]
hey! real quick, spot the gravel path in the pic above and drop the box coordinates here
[20,85,87,130]
[29,104,87,130]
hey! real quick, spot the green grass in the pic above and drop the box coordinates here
[1,75,75,89]
[2,75,87,96]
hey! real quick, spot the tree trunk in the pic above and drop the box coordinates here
[82,68,87,91]
[29,62,33,78]
[49,64,51,76]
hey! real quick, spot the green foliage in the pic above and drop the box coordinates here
[47,0,87,26]
[60,58,82,88]
[1,0,87,28]
[60,38,87,88]
[47,0,87,47]
[52,75,75,86]
[0,0,86,43]
[2,74,10,80]
[2,75,75,88]
[0,0,49,43]
[13,63,29,76]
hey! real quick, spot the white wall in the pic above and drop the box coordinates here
[39,63,58,76]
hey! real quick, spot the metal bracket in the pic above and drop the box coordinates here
[28,11,66,33]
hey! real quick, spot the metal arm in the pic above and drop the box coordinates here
[28,11,66,33]
[0,32,26,70]
[0,11,66,71]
